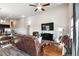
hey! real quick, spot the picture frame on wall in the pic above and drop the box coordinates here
[46,25,49,31]
[41,22,54,31]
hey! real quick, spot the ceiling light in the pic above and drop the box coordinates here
[0,19,4,23]
[58,27,63,32]
[21,15,26,18]
[0,19,6,23]
[27,20,31,25]
[37,6,42,10]
[37,3,42,10]
[7,17,9,18]
[29,3,50,12]
[3,20,5,23]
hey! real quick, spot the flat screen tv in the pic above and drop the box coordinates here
[41,22,54,31]
[41,33,54,41]
[4,28,11,35]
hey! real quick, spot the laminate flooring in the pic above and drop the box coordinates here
[0,46,30,56]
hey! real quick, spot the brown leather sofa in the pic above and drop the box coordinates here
[14,35,40,56]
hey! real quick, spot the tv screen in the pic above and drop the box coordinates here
[41,33,53,41]
[41,22,54,31]
[4,28,11,35]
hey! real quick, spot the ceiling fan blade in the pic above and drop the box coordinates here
[41,8,45,11]
[42,3,50,6]
[29,4,36,7]
[34,8,38,12]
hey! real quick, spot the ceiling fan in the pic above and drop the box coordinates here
[29,3,50,12]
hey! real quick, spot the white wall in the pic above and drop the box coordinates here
[15,17,27,35]
[14,4,72,40]
[68,3,73,36]
[27,4,71,39]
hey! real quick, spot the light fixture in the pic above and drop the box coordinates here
[29,3,50,12]
[58,27,63,32]
[21,15,26,18]
[0,19,4,23]
[0,19,6,23]
[37,3,42,10]
[27,20,32,25]
[58,27,64,36]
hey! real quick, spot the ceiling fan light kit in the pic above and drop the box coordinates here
[29,3,50,12]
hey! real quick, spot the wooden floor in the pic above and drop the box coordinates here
[0,46,30,56]
[0,45,72,56]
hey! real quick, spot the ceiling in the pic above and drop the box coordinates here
[0,3,68,19]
